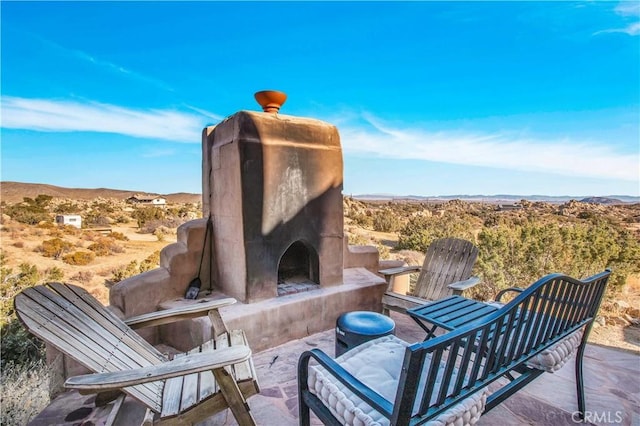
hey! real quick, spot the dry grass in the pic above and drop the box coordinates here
[0,360,49,425]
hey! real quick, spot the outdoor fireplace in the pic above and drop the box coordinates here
[202,91,344,303]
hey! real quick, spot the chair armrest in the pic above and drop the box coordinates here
[495,287,524,302]
[65,345,251,392]
[378,265,421,278]
[124,298,236,329]
[447,276,481,292]
[298,349,393,418]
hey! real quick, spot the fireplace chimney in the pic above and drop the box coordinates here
[202,92,344,303]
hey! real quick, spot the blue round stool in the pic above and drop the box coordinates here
[335,311,395,357]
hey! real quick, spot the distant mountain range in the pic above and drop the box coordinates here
[0,182,201,204]
[1,182,637,205]
[352,194,640,204]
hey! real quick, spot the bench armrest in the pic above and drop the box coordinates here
[65,345,250,392]
[124,298,236,329]
[447,276,481,292]
[495,287,524,302]
[299,348,394,418]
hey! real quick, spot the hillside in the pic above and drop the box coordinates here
[0,182,201,204]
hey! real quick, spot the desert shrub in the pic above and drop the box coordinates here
[62,251,95,265]
[54,201,81,214]
[351,212,373,229]
[87,237,123,256]
[70,270,94,284]
[3,196,52,225]
[61,225,81,236]
[0,255,46,370]
[0,359,49,425]
[140,251,161,272]
[44,266,64,281]
[372,210,402,232]
[140,218,183,234]
[39,238,73,259]
[396,213,477,253]
[346,233,370,246]
[111,260,139,283]
[37,221,54,229]
[12,242,24,249]
[472,217,640,300]
[84,213,110,227]
[132,207,166,228]
[110,231,128,241]
[377,243,391,260]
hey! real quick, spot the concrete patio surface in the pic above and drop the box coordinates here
[29,312,639,426]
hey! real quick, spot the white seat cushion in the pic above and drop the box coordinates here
[484,301,584,373]
[526,328,584,372]
[308,335,488,426]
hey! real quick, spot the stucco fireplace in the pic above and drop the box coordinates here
[202,95,344,303]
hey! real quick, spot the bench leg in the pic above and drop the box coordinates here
[575,342,587,420]
[299,393,311,426]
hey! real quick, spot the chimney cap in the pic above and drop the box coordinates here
[254,90,287,114]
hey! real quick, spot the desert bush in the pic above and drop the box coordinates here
[396,212,477,252]
[0,358,49,425]
[472,217,640,300]
[372,209,402,232]
[12,241,24,249]
[54,201,81,214]
[110,260,139,283]
[350,212,373,229]
[132,206,165,228]
[0,255,46,370]
[140,251,161,272]
[346,233,370,246]
[70,270,94,284]
[3,196,52,225]
[44,266,64,281]
[39,238,73,259]
[110,231,128,241]
[87,237,123,256]
[62,251,95,265]
[140,218,183,234]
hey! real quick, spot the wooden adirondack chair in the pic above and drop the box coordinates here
[381,237,480,315]
[14,282,259,425]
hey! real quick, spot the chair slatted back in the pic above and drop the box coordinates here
[393,270,610,425]
[14,283,166,413]
[415,238,478,301]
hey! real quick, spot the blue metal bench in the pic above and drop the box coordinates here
[298,270,610,425]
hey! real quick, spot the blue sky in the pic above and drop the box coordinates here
[1,1,638,197]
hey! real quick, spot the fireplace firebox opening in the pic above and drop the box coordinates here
[277,240,320,296]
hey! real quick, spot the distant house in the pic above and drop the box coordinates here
[126,194,167,207]
[497,203,523,211]
[55,214,82,228]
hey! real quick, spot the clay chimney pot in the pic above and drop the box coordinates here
[254,90,287,114]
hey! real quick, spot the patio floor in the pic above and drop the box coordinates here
[30,312,639,426]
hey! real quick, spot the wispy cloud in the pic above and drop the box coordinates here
[31,33,177,92]
[594,1,640,36]
[338,113,638,182]
[1,97,217,143]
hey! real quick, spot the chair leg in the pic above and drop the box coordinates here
[214,368,257,426]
